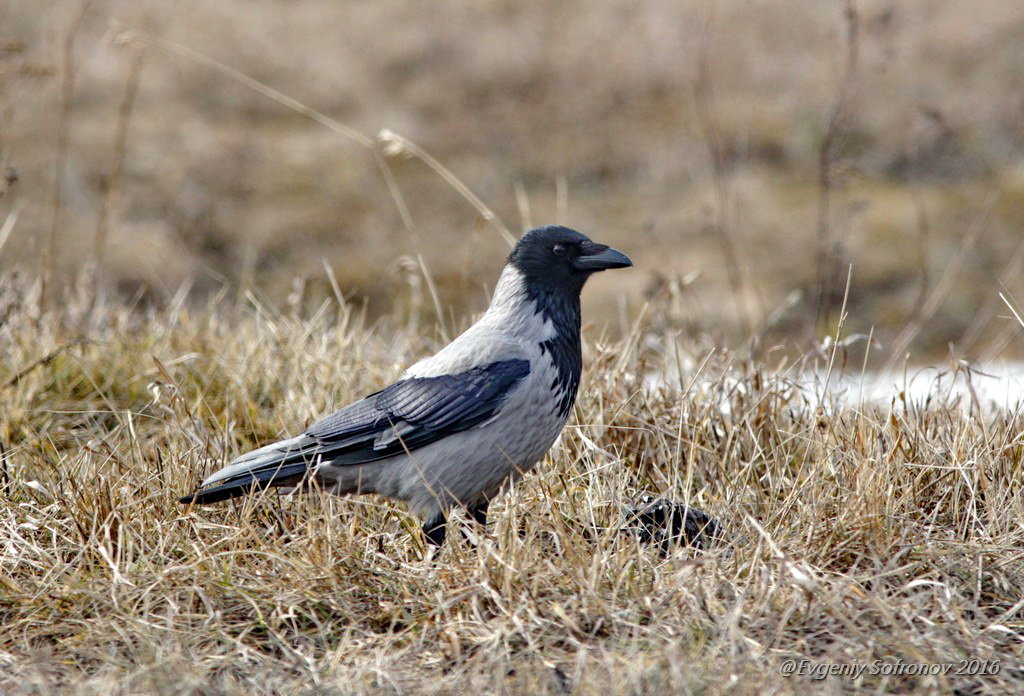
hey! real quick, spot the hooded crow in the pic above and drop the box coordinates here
[179,225,632,546]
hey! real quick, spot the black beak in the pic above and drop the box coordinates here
[573,243,633,271]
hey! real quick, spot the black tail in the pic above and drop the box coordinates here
[178,462,310,505]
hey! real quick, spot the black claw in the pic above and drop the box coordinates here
[468,501,489,527]
[423,513,447,547]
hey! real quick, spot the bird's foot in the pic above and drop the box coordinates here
[467,501,489,527]
[460,501,489,546]
[422,503,490,550]
[422,512,447,548]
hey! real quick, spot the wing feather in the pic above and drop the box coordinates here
[306,358,530,463]
[180,359,530,504]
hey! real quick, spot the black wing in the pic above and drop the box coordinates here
[307,358,531,463]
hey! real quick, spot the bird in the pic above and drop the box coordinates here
[179,225,632,546]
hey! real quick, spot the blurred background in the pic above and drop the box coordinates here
[2,0,1024,361]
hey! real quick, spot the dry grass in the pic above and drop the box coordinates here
[3,1,1024,353]
[3,2,1024,692]
[1,280,1023,694]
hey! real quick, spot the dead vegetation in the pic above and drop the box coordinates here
[2,1,1024,693]
[3,1,1024,354]
[1,283,1022,694]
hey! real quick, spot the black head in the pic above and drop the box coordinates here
[507,225,632,297]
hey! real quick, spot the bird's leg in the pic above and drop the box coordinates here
[422,511,447,547]
[459,501,489,546]
[468,501,489,528]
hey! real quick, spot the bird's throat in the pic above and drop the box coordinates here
[532,292,582,419]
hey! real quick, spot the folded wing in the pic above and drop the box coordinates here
[180,359,530,504]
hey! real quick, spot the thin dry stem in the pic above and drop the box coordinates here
[811,0,860,335]
[42,0,92,309]
[1,286,1021,694]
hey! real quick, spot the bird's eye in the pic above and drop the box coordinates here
[552,244,567,256]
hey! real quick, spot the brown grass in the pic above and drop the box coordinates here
[3,1,1024,355]
[2,2,1024,692]
[1,282,1022,694]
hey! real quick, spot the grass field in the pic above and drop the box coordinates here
[4,0,1024,355]
[1,283,1023,694]
[3,1,1024,693]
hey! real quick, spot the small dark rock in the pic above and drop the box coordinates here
[622,496,723,554]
